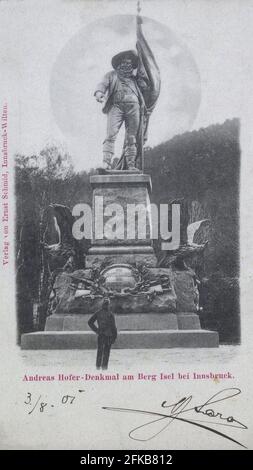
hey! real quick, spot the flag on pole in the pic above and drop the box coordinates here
[135,13,161,170]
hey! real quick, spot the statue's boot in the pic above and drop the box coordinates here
[126,155,139,172]
[102,151,113,170]
[125,136,139,172]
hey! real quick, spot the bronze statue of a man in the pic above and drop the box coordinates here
[94,49,149,171]
[94,13,161,172]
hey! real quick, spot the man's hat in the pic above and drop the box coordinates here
[111,50,138,70]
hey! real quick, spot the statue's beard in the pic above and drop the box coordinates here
[117,64,134,78]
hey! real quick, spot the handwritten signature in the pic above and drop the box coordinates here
[103,388,248,449]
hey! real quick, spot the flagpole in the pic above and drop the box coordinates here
[137,0,141,18]
[136,0,142,29]
[136,1,144,173]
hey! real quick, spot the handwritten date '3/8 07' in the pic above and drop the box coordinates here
[24,390,85,415]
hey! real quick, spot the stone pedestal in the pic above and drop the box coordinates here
[21,330,219,350]
[44,313,179,331]
[21,172,219,350]
[85,174,157,268]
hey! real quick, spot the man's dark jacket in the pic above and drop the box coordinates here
[88,310,117,343]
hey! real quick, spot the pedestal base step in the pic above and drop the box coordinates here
[45,313,180,331]
[21,329,219,350]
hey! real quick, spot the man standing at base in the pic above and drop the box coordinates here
[88,298,117,370]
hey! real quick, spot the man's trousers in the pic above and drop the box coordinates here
[96,335,113,370]
[103,102,140,160]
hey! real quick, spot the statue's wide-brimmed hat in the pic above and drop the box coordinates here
[111,50,138,70]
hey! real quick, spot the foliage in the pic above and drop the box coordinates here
[145,118,240,343]
[15,145,92,337]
